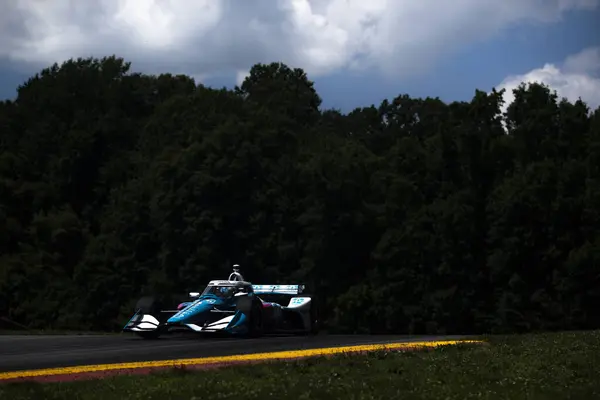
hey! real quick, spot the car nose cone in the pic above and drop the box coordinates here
[167,298,216,323]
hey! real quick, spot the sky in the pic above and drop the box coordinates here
[0,0,599,114]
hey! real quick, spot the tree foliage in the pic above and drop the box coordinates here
[1,57,599,334]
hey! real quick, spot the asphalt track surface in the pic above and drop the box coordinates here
[0,333,471,373]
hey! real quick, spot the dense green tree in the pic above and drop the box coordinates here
[0,56,598,334]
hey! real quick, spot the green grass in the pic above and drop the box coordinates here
[2,330,599,400]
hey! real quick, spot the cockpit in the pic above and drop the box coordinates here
[201,284,251,299]
[194,265,252,299]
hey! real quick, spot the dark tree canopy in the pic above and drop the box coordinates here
[1,56,599,334]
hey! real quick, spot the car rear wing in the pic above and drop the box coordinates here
[252,284,305,295]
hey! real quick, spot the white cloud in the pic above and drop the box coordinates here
[236,70,250,86]
[497,47,600,114]
[563,47,600,75]
[0,0,598,82]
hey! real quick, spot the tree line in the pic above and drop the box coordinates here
[0,56,598,334]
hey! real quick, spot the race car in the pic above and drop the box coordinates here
[122,265,319,339]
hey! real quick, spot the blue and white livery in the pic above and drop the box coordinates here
[123,265,319,339]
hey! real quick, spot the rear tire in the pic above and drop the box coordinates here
[297,295,319,335]
[290,295,319,336]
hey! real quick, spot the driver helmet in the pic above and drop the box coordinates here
[219,286,234,296]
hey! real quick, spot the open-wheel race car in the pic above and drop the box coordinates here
[123,265,319,339]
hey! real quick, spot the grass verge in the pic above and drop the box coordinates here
[2,330,599,400]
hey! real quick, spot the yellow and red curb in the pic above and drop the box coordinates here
[0,339,483,383]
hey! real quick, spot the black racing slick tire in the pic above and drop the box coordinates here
[248,301,264,338]
[134,296,163,340]
[296,294,319,335]
[236,296,263,338]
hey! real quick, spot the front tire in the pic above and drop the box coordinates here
[247,301,264,338]
[236,296,263,338]
[134,296,163,340]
